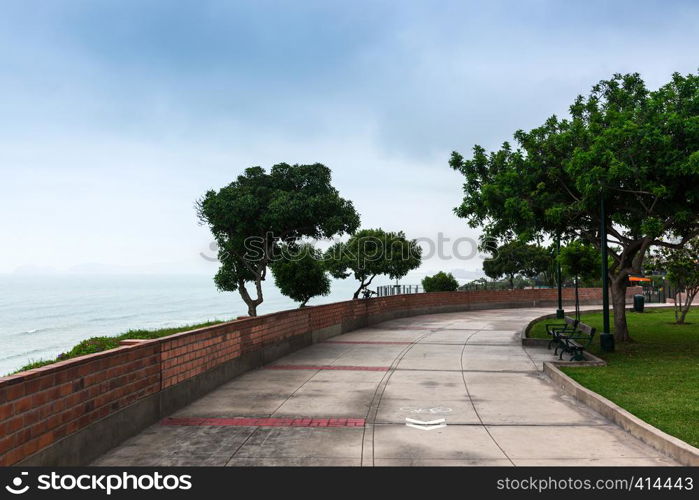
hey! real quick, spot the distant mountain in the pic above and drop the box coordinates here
[12,265,58,275]
[66,263,132,274]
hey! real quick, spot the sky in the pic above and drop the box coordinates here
[1,0,698,279]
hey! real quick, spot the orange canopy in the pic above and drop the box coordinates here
[628,276,651,282]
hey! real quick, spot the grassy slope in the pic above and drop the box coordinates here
[9,321,224,375]
[528,307,699,448]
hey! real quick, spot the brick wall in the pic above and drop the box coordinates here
[0,287,636,465]
[0,342,160,465]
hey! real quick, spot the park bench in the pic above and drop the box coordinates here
[554,321,596,361]
[545,316,579,350]
[546,316,596,361]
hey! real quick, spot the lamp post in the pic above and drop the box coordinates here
[599,196,614,351]
[556,235,564,319]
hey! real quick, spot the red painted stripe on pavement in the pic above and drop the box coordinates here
[323,340,412,345]
[161,417,366,428]
[265,364,390,371]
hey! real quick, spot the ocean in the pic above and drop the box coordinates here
[0,274,371,375]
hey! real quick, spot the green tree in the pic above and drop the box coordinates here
[482,240,551,289]
[559,240,601,319]
[451,72,699,341]
[197,163,360,316]
[325,228,422,299]
[270,243,331,307]
[536,243,558,288]
[422,271,459,292]
[559,241,600,283]
[649,239,699,324]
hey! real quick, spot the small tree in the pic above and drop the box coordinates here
[270,244,331,307]
[325,228,422,299]
[650,239,699,324]
[482,240,551,289]
[197,163,360,316]
[559,240,601,319]
[422,272,459,292]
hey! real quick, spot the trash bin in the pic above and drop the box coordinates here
[633,294,645,313]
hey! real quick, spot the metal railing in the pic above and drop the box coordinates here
[375,284,423,297]
[644,287,666,303]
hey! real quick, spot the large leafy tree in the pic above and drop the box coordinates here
[270,243,331,307]
[481,240,552,289]
[197,163,360,316]
[325,228,422,299]
[451,72,699,341]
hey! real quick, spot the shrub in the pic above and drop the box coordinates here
[422,272,459,292]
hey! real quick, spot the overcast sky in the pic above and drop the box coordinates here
[1,0,697,277]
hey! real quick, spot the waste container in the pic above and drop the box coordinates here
[633,294,645,313]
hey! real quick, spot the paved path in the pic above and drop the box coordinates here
[93,307,678,466]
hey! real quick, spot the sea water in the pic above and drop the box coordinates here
[0,274,366,375]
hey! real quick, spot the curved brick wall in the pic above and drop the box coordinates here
[0,287,638,466]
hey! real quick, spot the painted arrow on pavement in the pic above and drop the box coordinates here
[405,417,447,431]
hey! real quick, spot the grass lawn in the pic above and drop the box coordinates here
[528,307,699,448]
[8,320,225,376]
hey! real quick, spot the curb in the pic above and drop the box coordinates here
[544,362,699,466]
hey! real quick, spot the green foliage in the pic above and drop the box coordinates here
[481,240,552,288]
[15,359,56,372]
[558,240,600,281]
[197,163,360,315]
[325,228,422,298]
[460,277,537,291]
[62,337,121,358]
[451,72,699,340]
[422,271,459,292]
[9,321,223,375]
[528,308,699,447]
[270,243,331,307]
[649,238,699,323]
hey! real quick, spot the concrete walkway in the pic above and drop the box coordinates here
[93,308,678,466]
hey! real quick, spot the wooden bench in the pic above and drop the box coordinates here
[554,321,596,361]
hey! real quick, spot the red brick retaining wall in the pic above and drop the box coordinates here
[0,287,638,465]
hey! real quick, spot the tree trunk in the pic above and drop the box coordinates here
[238,279,263,317]
[509,274,514,290]
[678,289,698,324]
[353,274,377,299]
[610,275,631,342]
[246,302,258,316]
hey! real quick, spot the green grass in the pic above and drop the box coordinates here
[528,307,699,448]
[7,320,225,376]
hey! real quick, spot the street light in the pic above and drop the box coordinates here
[556,234,564,319]
[599,196,614,352]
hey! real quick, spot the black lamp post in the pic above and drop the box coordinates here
[556,234,564,319]
[599,196,614,352]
